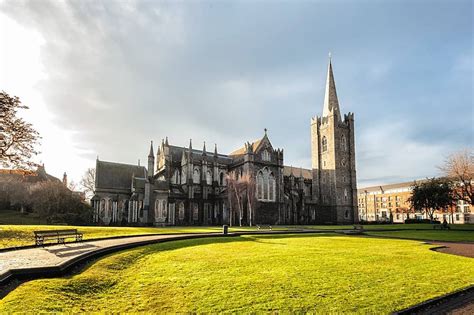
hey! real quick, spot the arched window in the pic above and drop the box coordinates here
[269,172,275,201]
[322,136,328,152]
[206,170,212,185]
[193,168,200,183]
[172,169,180,184]
[341,135,347,151]
[262,150,271,161]
[219,172,224,186]
[257,172,263,199]
[341,159,346,167]
[344,188,348,201]
[256,168,276,202]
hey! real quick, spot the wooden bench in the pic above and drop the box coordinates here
[433,224,450,230]
[256,225,272,230]
[34,229,83,247]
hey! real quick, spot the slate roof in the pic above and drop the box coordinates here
[0,166,61,183]
[167,145,233,164]
[357,180,426,194]
[95,160,146,191]
[229,138,263,156]
[283,166,312,180]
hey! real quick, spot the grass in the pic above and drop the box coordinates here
[365,230,474,242]
[1,220,473,249]
[1,234,473,313]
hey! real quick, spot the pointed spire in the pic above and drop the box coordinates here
[214,143,218,157]
[202,141,207,156]
[322,53,341,120]
[165,136,169,146]
[189,139,192,150]
[148,141,154,157]
[264,128,267,136]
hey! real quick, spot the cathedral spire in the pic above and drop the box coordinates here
[202,141,207,156]
[322,53,341,120]
[148,141,154,157]
[214,143,218,157]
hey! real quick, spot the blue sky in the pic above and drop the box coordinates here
[0,0,472,187]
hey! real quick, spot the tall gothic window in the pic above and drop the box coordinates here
[341,135,347,151]
[256,168,276,202]
[172,169,180,184]
[257,172,264,199]
[206,171,212,185]
[322,136,328,152]
[193,168,200,183]
[262,150,271,161]
[219,172,225,186]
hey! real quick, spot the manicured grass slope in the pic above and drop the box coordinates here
[1,235,473,313]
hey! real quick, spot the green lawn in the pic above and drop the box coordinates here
[1,234,473,313]
[1,222,473,249]
[0,224,293,249]
[365,230,474,242]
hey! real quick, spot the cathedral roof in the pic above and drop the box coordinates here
[167,145,233,164]
[229,138,263,156]
[95,160,146,191]
[283,166,312,180]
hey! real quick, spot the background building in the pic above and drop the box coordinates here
[358,181,473,224]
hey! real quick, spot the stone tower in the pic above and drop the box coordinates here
[311,56,358,224]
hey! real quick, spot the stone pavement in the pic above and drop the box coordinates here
[430,242,474,258]
[0,233,222,283]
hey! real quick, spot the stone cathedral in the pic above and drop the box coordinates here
[92,58,358,226]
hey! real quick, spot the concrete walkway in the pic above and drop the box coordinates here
[0,233,224,284]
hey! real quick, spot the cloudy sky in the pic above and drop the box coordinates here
[0,0,472,187]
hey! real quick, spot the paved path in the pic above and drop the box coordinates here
[0,233,223,283]
[430,242,474,258]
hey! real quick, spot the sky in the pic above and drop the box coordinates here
[0,0,472,188]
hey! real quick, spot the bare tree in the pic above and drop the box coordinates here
[80,167,96,199]
[0,91,41,169]
[439,149,474,205]
[241,174,256,226]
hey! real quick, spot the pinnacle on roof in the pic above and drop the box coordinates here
[214,143,218,157]
[165,136,169,146]
[202,141,207,156]
[148,141,154,157]
[322,53,341,121]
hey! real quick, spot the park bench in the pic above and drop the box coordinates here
[34,229,83,247]
[256,225,272,230]
[433,224,450,230]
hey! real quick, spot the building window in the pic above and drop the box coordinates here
[193,203,199,221]
[257,172,263,199]
[262,150,271,161]
[154,199,167,221]
[341,135,347,151]
[178,203,185,220]
[256,168,276,202]
[344,188,348,201]
[456,214,460,221]
[322,136,328,152]
[341,159,346,167]
[193,168,200,183]
[219,172,225,186]
[206,171,212,185]
[172,169,180,184]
